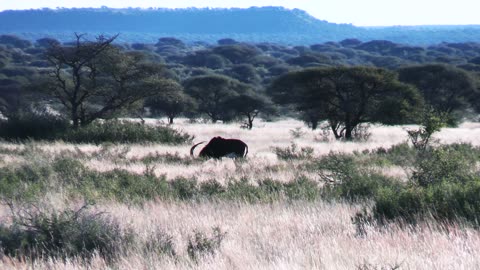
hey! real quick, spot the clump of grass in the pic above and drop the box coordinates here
[137,151,196,165]
[143,229,177,258]
[273,142,314,160]
[187,227,226,262]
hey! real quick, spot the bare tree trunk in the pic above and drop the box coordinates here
[71,105,80,129]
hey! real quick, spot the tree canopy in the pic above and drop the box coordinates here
[42,34,175,128]
[183,74,251,122]
[398,64,480,125]
[268,66,423,140]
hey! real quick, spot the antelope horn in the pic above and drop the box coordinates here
[190,141,206,157]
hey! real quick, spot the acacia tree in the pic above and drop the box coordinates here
[183,74,249,122]
[398,64,480,125]
[225,92,276,129]
[145,83,196,124]
[43,34,173,128]
[268,66,423,140]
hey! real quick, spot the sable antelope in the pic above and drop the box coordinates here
[190,136,248,159]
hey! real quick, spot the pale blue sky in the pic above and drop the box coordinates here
[1,0,479,26]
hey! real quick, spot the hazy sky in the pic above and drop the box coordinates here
[0,0,479,26]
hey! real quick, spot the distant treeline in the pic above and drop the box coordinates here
[1,33,480,133]
[1,7,480,44]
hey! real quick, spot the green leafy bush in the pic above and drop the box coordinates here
[224,178,267,202]
[372,142,417,167]
[80,169,171,203]
[372,178,480,226]
[412,146,477,187]
[284,176,320,201]
[317,152,401,202]
[0,161,54,202]
[170,177,198,200]
[369,143,480,226]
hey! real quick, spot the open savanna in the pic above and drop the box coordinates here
[0,118,480,269]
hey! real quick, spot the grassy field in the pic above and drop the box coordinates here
[0,118,480,269]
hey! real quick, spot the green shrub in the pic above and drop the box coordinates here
[373,142,417,167]
[371,178,480,226]
[336,173,400,202]
[258,178,284,198]
[170,177,198,200]
[317,152,357,183]
[0,113,69,141]
[62,120,193,144]
[0,163,53,202]
[317,152,401,202]
[52,157,88,186]
[412,146,477,187]
[82,169,171,203]
[284,176,320,201]
[224,178,266,202]
[373,186,426,223]
[200,180,226,197]
[426,180,480,222]
[273,143,314,160]
[0,116,193,144]
[0,205,134,262]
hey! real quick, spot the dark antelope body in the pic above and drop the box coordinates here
[190,137,248,159]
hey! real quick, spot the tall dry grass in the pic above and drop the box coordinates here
[0,119,480,269]
[1,201,480,269]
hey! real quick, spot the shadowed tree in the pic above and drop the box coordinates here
[268,66,423,140]
[145,83,197,124]
[300,108,323,130]
[398,64,480,125]
[184,75,249,122]
[225,92,276,129]
[227,64,262,85]
[42,34,174,128]
[212,44,260,64]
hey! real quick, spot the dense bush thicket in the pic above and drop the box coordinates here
[61,120,193,144]
[0,118,193,144]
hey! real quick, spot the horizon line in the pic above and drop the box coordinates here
[0,6,479,27]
